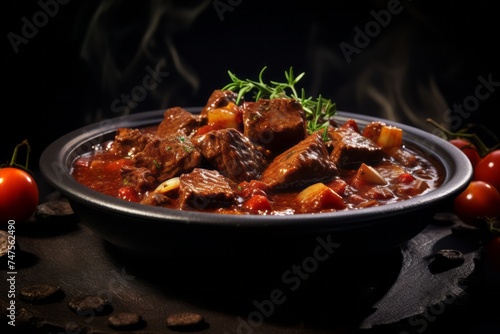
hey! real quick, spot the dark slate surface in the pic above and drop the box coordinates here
[3,195,499,334]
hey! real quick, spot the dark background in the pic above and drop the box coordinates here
[2,0,499,170]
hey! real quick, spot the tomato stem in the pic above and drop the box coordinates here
[6,139,32,171]
[426,118,496,157]
[487,218,500,235]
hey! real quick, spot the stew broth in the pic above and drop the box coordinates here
[72,111,443,215]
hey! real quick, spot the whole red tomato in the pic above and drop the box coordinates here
[454,180,500,226]
[484,236,500,272]
[474,150,500,192]
[0,167,39,224]
[449,138,481,168]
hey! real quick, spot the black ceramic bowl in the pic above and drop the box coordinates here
[39,109,472,261]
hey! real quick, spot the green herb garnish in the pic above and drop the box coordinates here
[222,66,336,137]
[152,159,162,169]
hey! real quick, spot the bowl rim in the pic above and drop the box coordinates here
[39,108,473,231]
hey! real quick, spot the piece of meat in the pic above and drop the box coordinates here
[192,128,267,182]
[140,192,172,206]
[156,107,201,137]
[110,128,157,157]
[329,126,385,168]
[178,168,235,210]
[242,98,307,156]
[132,134,201,182]
[260,131,338,190]
[121,166,157,192]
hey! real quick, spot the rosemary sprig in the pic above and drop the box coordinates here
[222,66,336,136]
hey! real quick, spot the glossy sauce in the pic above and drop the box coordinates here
[71,131,444,215]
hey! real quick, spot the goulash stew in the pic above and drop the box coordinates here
[71,90,444,215]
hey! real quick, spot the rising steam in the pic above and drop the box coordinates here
[306,5,453,133]
[80,0,210,121]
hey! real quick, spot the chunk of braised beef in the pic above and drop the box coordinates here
[140,192,172,206]
[157,107,201,138]
[242,98,307,156]
[192,128,267,182]
[132,135,201,182]
[200,90,239,120]
[121,166,156,192]
[260,131,338,190]
[178,168,235,210]
[329,126,385,168]
[110,128,157,157]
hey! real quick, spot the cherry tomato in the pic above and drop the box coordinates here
[484,236,500,272]
[454,181,500,226]
[0,167,39,224]
[474,150,500,192]
[449,138,481,168]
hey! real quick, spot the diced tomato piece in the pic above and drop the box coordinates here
[118,186,140,202]
[341,119,360,133]
[243,194,272,214]
[397,173,415,183]
[325,178,348,196]
[316,188,346,210]
[196,124,223,136]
